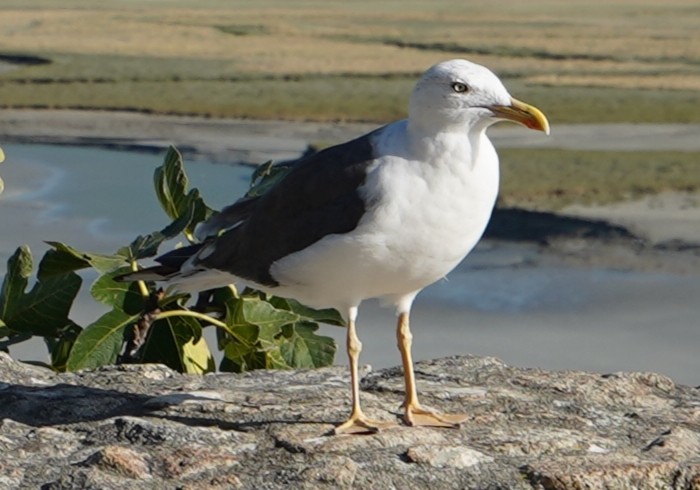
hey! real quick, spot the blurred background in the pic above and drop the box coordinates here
[0,0,699,383]
[0,0,698,122]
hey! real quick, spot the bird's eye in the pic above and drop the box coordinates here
[451,82,469,93]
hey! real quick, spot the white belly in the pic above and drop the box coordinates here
[269,140,499,310]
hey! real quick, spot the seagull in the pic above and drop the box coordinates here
[122,59,549,434]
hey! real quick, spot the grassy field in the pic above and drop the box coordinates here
[0,0,699,122]
[499,149,700,210]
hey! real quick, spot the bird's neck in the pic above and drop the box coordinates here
[406,119,489,170]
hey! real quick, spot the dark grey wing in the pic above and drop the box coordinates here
[194,196,259,240]
[192,130,378,287]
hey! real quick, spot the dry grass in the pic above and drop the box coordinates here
[530,74,700,91]
[0,0,698,120]
[1,0,697,76]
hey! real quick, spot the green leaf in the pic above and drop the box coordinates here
[221,339,257,372]
[153,146,212,238]
[249,160,274,185]
[216,325,232,351]
[216,292,340,372]
[181,336,216,374]
[279,323,336,368]
[268,296,345,326]
[46,322,82,372]
[263,346,290,370]
[240,297,300,330]
[37,248,89,279]
[16,273,82,336]
[116,206,193,260]
[217,295,274,372]
[220,335,287,372]
[184,188,211,236]
[220,295,294,335]
[229,322,260,347]
[66,309,140,371]
[0,246,33,321]
[90,268,145,315]
[154,146,190,221]
[209,287,339,372]
[140,311,211,373]
[246,160,293,198]
[40,242,125,278]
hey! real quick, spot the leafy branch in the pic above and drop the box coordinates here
[0,146,343,373]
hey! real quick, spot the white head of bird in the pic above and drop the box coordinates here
[408,59,549,136]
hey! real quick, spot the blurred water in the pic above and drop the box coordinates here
[1,144,698,385]
[0,144,252,247]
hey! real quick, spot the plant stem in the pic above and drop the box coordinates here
[154,309,229,330]
[130,260,150,298]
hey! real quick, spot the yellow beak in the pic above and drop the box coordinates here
[487,97,550,135]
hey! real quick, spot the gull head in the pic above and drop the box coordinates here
[408,59,549,135]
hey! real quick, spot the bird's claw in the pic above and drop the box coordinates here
[334,413,396,435]
[403,404,467,428]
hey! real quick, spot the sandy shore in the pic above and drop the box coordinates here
[3,108,700,159]
[564,192,700,245]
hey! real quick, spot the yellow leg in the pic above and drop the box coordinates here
[335,308,395,434]
[396,312,468,428]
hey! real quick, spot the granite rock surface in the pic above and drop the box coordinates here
[1,352,699,489]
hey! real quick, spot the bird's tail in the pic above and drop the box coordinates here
[115,243,205,283]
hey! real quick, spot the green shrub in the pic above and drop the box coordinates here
[0,147,341,373]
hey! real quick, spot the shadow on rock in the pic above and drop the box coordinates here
[0,383,155,426]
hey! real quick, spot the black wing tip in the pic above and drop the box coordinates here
[115,244,204,283]
[113,272,131,282]
[114,265,177,282]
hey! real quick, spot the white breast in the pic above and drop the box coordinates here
[269,122,500,310]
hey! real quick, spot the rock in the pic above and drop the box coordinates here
[406,445,493,468]
[1,351,699,489]
[80,445,152,479]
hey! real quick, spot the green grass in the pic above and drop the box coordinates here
[0,76,414,121]
[2,53,237,82]
[2,71,699,123]
[507,83,700,125]
[499,149,700,210]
